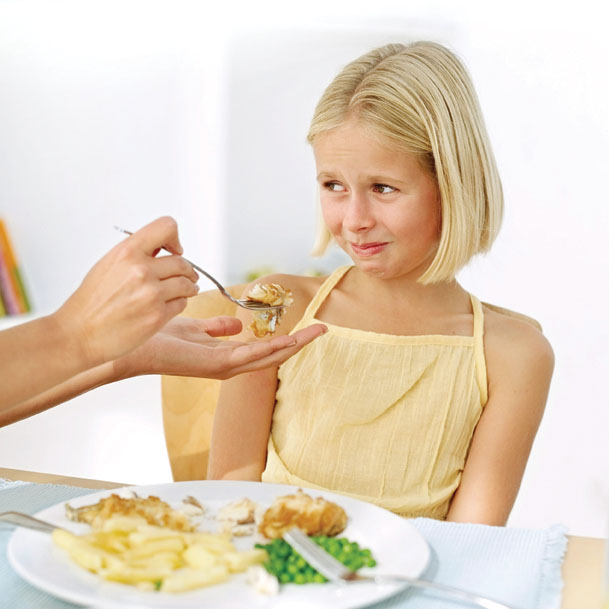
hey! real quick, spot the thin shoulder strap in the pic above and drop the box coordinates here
[301,265,352,320]
[469,294,488,406]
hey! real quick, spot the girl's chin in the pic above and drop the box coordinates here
[348,257,427,281]
[349,257,394,277]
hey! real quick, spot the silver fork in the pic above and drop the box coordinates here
[0,511,63,533]
[114,226,284,312]
[283,528,520,609]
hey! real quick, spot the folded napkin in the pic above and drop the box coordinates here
[0,480,567,609]
[368,517,567,609]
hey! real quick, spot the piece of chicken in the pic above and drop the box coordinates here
[65,494,194,531]
[258,489,347,539]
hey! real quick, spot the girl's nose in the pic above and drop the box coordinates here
[343,194,375,232]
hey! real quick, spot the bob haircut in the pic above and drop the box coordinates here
[308,41,503,284]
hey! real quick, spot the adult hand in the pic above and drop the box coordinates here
[54,216,199,368]
[114,316,328,380]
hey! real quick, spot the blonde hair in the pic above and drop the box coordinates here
[308,41,503,283]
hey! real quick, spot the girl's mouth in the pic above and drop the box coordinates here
[350,242,388,257]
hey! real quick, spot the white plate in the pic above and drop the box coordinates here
[8,480,430,609]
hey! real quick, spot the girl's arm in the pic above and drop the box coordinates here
[207,275,319,481]
[446,313,555,526]
[207,364,279,480]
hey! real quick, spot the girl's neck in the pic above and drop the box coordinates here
[344,266,466,313]
[313,265,474,338]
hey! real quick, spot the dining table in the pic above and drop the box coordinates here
[0,467,604,609]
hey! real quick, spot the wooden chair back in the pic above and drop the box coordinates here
[161,285,245,481]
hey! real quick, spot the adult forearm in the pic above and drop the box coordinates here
[0,359,121,427]
[0,314,94,413]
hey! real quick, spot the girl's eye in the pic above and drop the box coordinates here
[324,181,346,192]
[372,183,396,194]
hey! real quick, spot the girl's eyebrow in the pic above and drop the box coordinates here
[366,174,407,185]
[316,171,406,184]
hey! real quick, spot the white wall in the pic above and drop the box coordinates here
[0,0,607,536]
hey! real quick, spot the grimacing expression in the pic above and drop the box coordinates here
[313,120,441,280]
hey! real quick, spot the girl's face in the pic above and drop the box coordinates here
[313,120,441,281]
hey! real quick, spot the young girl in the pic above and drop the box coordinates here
[207,41,554,526]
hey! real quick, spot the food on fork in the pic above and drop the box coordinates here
[258,489,347,539]
[65,494,195,532]
[246,283,293,337]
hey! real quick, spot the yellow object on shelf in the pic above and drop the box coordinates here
[0,218,31,315]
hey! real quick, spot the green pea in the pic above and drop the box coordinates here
[260,534,376,585]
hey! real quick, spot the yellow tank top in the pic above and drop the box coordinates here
[261,265,488,519]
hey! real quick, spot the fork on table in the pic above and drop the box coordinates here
[114,226,285,313]
[283,528,519,609]
[0,511,62,533]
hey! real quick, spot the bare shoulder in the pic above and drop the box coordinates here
[481,301,543,331]
[235,273,326,339]
[483,304,555,387]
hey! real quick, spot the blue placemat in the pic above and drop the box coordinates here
[0,479,567,609]
[0,479,98,608]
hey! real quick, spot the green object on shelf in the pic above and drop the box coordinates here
[245,266,326,282]
[244,266,276,282]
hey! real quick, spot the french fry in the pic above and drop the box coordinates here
[188,532,235,555]
[101,563,174,584]
[182,544,218,570]
[125,536,185,559]
[129,551,183,570]
[128,525,184,545]
[86,531,130,553]
[160,565,229,593]
[221,548,267,572]
[52,529,120,572]
[52,514,270,593]
[102,515,147,532]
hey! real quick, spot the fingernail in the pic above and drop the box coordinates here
[286,339,297,347]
